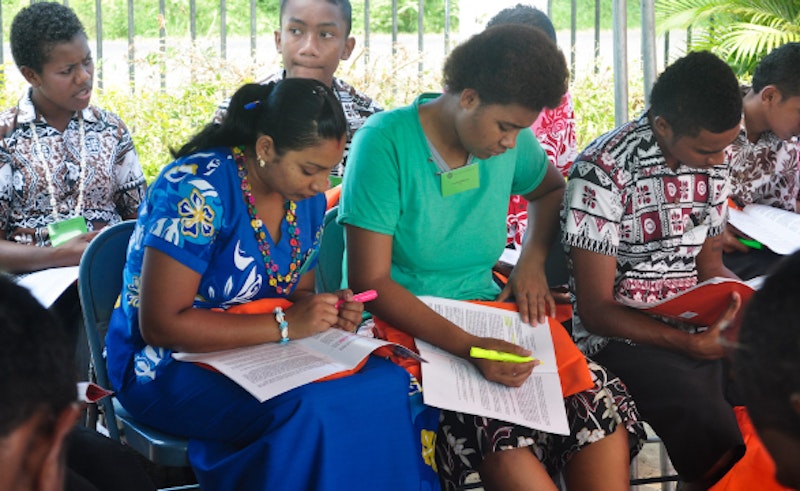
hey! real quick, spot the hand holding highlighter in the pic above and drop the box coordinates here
[335,289,378,309]
[470,346,537,364]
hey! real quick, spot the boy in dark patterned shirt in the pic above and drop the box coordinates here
[562,51,746,490]
[214,0,381,180]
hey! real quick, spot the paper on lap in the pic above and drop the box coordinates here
[728,204,800,255]
[415,297,569,435]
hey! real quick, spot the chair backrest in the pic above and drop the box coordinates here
[78,220,135,441]
[315,206,345,293]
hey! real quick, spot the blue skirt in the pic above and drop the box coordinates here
[115,353,425,490]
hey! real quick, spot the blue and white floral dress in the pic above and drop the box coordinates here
[105,147,423,491]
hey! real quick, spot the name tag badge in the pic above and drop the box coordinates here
[48,216,88,247]
[440,164,480,197]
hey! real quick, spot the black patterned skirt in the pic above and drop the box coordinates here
[435,359,646,490]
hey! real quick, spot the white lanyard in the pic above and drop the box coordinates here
[28,114,87,221]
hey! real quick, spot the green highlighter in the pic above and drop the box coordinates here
[738,238,763,250]
[469,346,537,363]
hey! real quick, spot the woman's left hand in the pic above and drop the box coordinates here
[497,267,554,325]
[332,289,364,333]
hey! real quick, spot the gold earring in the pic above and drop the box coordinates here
[258,157,266,168]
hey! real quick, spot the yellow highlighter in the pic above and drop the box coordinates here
[469,346,537,364]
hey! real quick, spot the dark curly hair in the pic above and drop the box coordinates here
[649,51,742,138]
[10,2,86,73]
[0,276,74,438]
[173,78,347,159]
[443,24,568,112]
[752,42,800,99]
[280,0,352,36]
[486,3,557,43]
[735,250,800,436]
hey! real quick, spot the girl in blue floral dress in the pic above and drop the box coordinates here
[105,79,423,490]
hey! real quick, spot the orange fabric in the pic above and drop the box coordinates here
[492,270,508,285]
[373,300,593,398]
[709,406,791,491]
[325,185,341,210]
[554,303,572,324]
[372,319,424,381]
[727,197,743,211]
[221,298,376,382]
[225,297,292,314]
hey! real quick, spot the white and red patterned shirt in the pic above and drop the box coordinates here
[726,122,800,211]
[532,92,577,178]
[0,89,146,246]
[506,92,576,248]
[561,113,730,356]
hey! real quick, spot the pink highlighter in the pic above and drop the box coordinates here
[335,289,378,309]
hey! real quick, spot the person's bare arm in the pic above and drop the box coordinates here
[346,225,536,387]
[571,245,739,360]
[0,231,99,273]
[498,163,565,324]
[138,247,346,352]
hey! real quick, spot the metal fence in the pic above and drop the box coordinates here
[0,0,687,124]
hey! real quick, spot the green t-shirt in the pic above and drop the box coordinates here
[339,93,548,300]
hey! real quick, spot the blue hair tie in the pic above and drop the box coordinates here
[243,100,261,110]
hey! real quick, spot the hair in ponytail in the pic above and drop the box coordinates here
[172,78,347,158]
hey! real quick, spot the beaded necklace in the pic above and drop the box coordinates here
[29,114,87,221]
[233,146,302,295]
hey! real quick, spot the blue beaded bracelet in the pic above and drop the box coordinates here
[273,307,289,344]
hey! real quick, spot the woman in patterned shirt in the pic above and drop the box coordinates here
[0,2,146,274]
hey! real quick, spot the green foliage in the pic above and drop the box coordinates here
[0,40,631,182]
[0,0,635,181]
[549,0,642,31]
[94,83,230,181]
[0,0,279,40]
[571,66,646,150]
[655,0,800,76]
[352,0,459,33]
[0,0,456,41]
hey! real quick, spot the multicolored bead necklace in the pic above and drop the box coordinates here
[233,146,301,295]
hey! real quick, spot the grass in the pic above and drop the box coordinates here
[0,39,639,183]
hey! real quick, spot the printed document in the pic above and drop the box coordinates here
[173,329,419,402]
[728,204,800,255]
[416,296,569,435]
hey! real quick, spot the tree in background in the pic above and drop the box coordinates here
[656,0,800,76]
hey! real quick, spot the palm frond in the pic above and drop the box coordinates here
[655,0,799,76]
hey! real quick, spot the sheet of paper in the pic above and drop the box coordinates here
[728,204,800,255]
[173,329,408,402]
[14,266,79,308]
[416,297,568,435]
[498,246,521,266]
